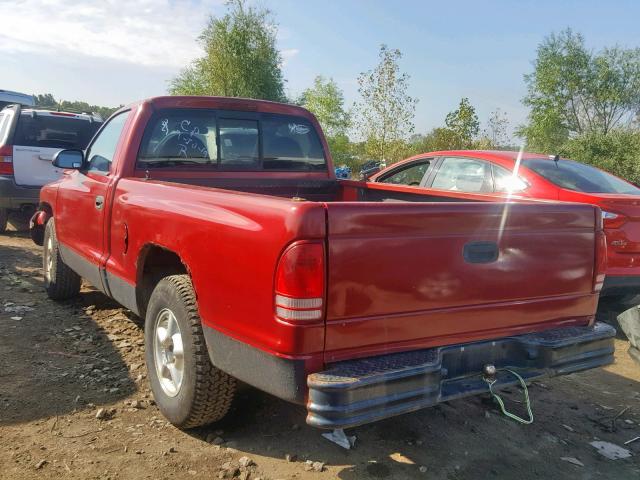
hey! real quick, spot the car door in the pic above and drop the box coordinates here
[375,159,433,186]
[55,110,130,292]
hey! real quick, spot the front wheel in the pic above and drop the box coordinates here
[43,219,81,300]
[145,274,236,428]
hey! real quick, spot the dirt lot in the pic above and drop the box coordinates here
[1,232,639,480]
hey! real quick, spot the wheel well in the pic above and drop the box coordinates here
[40,203,53,218]
[137,245,188,318]
[31,202,54,246]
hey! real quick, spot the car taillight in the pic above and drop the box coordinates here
[593,230,607,293]
[0,145,13,175]
[602,211,626,229]
[275,241,325,322]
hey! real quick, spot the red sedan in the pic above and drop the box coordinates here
[369,150,640,300]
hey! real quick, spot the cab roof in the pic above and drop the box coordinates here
[124,96,316,121]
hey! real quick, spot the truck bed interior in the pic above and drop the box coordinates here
[158,177,489,204]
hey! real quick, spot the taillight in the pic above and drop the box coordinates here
[602,210,626,229]
[0,145,13,175]
[275,241,325,322]
[594,230,607,293]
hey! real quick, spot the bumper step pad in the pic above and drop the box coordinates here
[307,322,615,429]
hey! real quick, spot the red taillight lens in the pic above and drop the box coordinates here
[602,210,626,229]
[275,241,325,322]
[0,145,13,175]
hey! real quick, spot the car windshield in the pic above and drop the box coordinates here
[14,114,101,149]
[523,158,640,195]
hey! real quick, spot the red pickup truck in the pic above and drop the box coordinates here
[30,96,614,430]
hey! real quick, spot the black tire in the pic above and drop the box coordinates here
[145,274,236,428]
[43,219,81,300]
[0,208,8,233]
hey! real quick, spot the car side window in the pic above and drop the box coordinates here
[85,111,129,174]
[378,161,430,186]
[430,157,493,193]
[493,164,528,193]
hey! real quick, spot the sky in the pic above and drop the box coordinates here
[2,0,640,136]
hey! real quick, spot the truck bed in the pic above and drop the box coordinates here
[118,174,601,364]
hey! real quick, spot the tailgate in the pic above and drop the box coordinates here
[13,146,63,186]
[324,201,599,361]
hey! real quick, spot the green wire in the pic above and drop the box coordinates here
[485,369,534,425]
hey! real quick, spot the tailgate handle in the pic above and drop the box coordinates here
[463,241,499,264]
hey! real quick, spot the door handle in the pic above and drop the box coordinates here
[95,195,104,210]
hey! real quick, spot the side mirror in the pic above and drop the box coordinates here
[53,149,84,169]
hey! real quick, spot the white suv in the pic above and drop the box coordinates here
[0,105,103,232]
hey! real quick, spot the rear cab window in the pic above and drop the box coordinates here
[137,109,326,171]
[523,158,640,195]
[14,113,102,150]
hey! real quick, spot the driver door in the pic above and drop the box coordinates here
[55,110,130,292]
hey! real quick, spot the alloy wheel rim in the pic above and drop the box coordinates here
[153,308,184,397]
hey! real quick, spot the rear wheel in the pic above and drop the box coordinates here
[0,208,8,233]
[145,274,236,428]
[43,219,81,300]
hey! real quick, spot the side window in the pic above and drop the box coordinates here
[493,164,528,193]
[431,157,492,193]
[378,161,430,186]
[86,111,129,173]
[219,118,259,167]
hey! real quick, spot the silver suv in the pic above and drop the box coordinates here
[0,105,102,232]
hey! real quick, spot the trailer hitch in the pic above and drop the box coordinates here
[482,364,534,425]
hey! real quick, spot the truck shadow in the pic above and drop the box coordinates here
[0,242,138,426]
[190,352,640,480]
[597,296,640,339]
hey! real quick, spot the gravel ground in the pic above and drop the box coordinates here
[1,231,639,480]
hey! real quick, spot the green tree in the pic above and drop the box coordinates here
[33,93,120,119]
[33,93,57,109]
[299,76,350,137]
[444,97,479,148]
[409,127,463,153]
[483,108,510,148]
[562,129,640,185]
[520,28,640,151]
[170,0,285,101]
[354,45,417,163]
[299,76,352,165]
